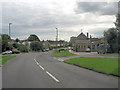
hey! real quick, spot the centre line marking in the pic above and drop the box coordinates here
[34,57,59,82]
[46,71,59,82]
[34,58,45,70]
[38,64,45,70]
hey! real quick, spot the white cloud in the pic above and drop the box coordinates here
[1,1,117,41]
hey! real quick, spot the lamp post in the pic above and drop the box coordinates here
[56,28,58,52]
[9,23,12,37]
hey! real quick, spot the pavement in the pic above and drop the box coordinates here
[2,51,118,88]
[69,50,118,58]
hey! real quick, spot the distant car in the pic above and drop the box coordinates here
[52,49,55,50]
[2,51,12,55]
[42,49,46,52]
[68,47,71,50]
[86,48,91,52]
[45,49,49,51]
[12,50,20,54]
[58,48,68,52]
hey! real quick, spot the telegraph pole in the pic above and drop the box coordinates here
[9,23,12,37]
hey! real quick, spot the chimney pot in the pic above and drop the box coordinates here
[87,33,89,38]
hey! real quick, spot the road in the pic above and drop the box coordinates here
[2,51,118,88]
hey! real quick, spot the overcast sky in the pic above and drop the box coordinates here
[1,0,118,41]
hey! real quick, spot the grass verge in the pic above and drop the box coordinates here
[0,55,16,65]
[51,50,76,57]
[98,53,118,57]
[64,57,119,76]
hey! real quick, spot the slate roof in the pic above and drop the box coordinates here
[77,32,87,40]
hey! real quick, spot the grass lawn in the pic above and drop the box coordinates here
[64,57,119,76]
[51,50,76,57]
[0,55,16,65]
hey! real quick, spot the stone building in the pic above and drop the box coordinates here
[70,32,104,52]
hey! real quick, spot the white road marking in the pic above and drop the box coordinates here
[34,59,37,62]
[34,57,60,82]
[46,71,59,82]
[38,64,45,70]
[36,62,39,65]
[34,58,45,70]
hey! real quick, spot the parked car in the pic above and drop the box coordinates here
[12,50,20,54]
[58,48,68,52]
[68,47,71,50]
[45,49,49,51]
[86,48,91,52]
[2,51,12,55]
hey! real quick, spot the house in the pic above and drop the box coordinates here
[43,40,68,48]
[70,32,103,52]
[8,39,16,44]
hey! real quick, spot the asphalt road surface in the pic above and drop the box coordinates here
[2,51,118,88]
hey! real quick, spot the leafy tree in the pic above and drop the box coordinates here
[115,14,120,52]
[114,14,120,28]
[17,44,28,52]
[6,44,13,50]
[2,34,11,52]
[12,43,19,48]
[2,34,11,40]
[104,14,120,53]
[28,34,40,41]
[15,38,20,42]
[0,35,2,53]
[30,41,43,51]
[104,28,118,53]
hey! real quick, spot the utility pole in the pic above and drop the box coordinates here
[9,23,12,38]
[56,28,58,52]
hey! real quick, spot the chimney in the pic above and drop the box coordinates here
[87,33,89,38]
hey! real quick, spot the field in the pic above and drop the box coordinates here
[64,57,119,76]
[0,55,16,65]
[51,50,76,57]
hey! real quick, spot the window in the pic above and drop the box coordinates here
[88,45,90,49]
[92,45,95,49]
[81,45,83,48]
[84,45,86,48]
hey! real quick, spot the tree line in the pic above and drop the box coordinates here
[1,34,44,53]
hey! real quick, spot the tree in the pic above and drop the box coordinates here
[103,14,120,53]
[28,34,40,41]
[15,38,20,42]
[2,34,11,40]
[30,41,43,51]
[2,34,11,52]
[115,14,120,52]
[6,44,13,50]
[104,28,118,53]
[0,35,2,53]
[12,43,19,48]
[17,44,28,52]
[114,14,120,29]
